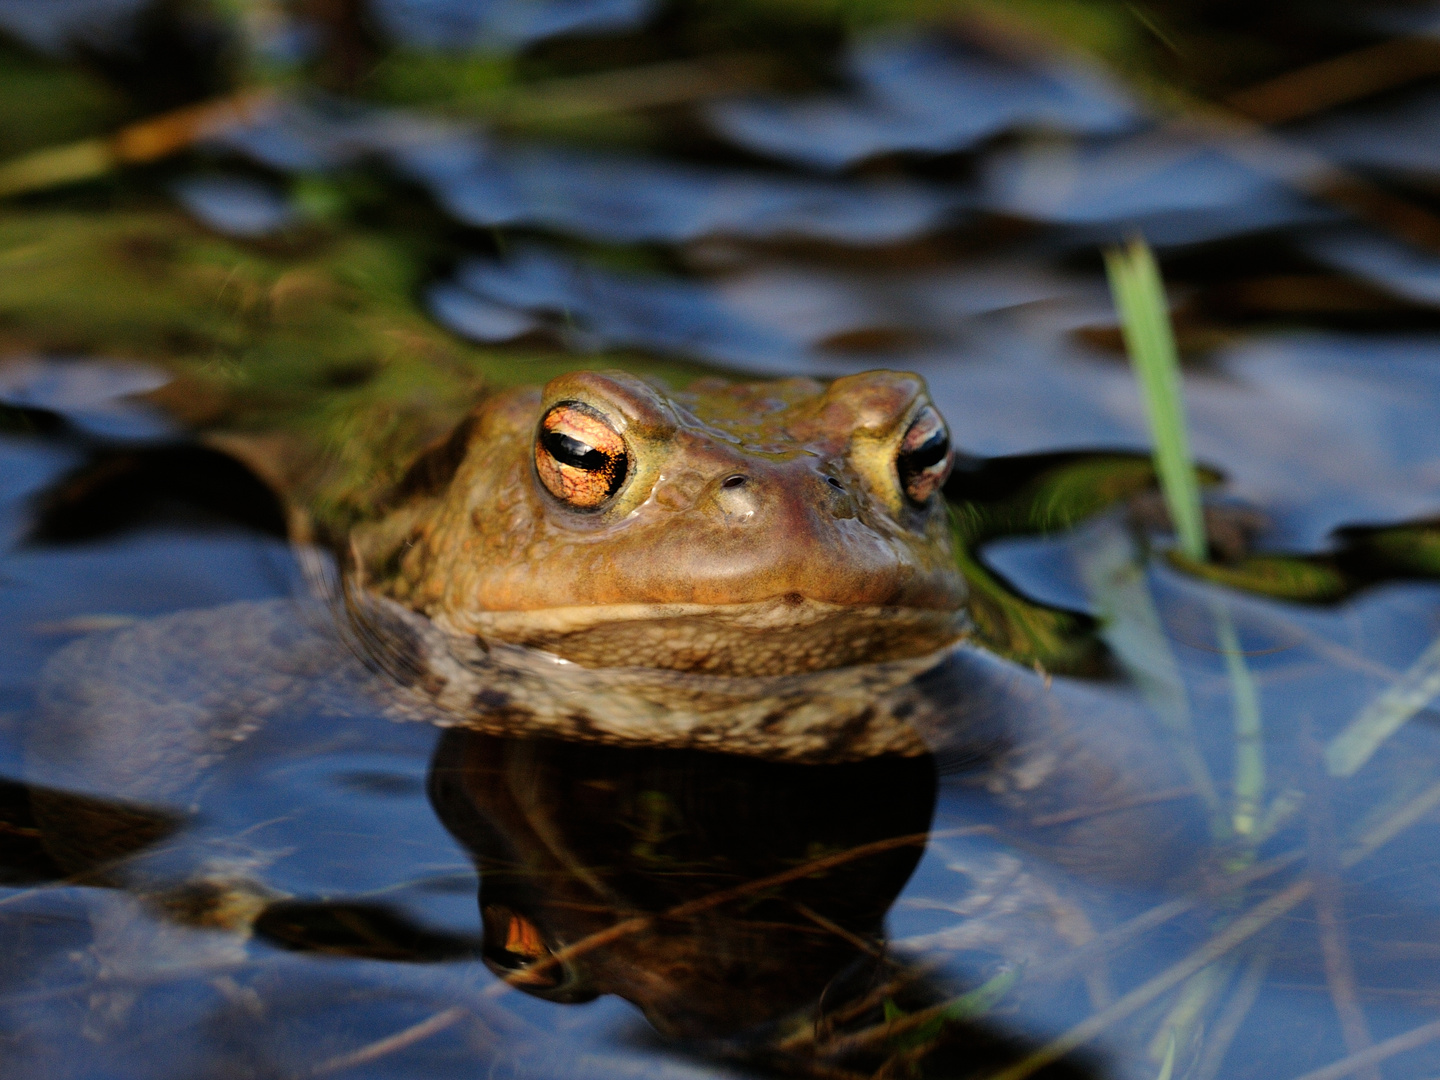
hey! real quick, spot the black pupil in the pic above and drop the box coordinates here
[900,430,948,476]
[541,426,629,500]
[485,943,544,972]
[544,430,610,471]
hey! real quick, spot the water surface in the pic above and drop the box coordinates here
[6,3,1440,1079]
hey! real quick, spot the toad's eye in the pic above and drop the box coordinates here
[897,405,952,505]
[480,903,597,1002]
[535,402,629,509]
[481,904,563,988]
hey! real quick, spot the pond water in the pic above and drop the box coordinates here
[6,2,1440,1079]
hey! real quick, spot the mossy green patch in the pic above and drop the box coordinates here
[946,454,1169,673]
[363,49,517,110]
[0,207,705,537]
[1168,551,1349,603]
[0,44,129,160]
[952,536,1101,674]
[1345,524,1440,579]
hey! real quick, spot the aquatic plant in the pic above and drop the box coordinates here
[1104,234,1265,837]
[1103,237,1204,563]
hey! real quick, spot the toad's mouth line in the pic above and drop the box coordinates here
[438,595,969,636]
[433,596,971,677]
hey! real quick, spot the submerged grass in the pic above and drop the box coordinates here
[1326,634,1440,777]
[1104,234,1267,840]
[1101,235,1274,1074]
[1218,608,1264,837]
[1077,232,1440,1080]
[985,774,1440,1080]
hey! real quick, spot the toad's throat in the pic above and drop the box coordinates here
[435,596,970,677]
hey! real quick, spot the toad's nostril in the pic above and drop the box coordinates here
[714,474,760,523]
[827,477,844,490]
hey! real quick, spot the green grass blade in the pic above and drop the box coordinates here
[1104,235,1266,845]
[1103,236,1207,562]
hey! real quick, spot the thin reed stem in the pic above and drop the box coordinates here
[1103,237,1205,563]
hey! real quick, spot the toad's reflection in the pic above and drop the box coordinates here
[428,730,937,1038]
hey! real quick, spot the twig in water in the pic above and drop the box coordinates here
[485,54,774,125]
[818,967,1018,1061]
[1343,777,1440,866]
[1311,869,1379,1078]
[985,770,1440,1080]
[963,9,1440,253]
[792,901,886,958]
[1284,1016,1440,1080]
[1030,896,1195,990]
[1226,36,1440,124]
[1271,622,1399,684]
[1028,785,1197,828]
[482,826,992,998]
[1031,846,1307,1000]
[0,89,276,198]
[777,960,948,1052]
[309,1006,468,1076]
[983,877,1315,1080]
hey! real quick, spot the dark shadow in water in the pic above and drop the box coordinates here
[0,775,72,884]
[1,771,487,963]
[254,899,484,962]
[0,402,69,439]
[0,774,181,885]
[25,443,289,543]
[428,730,938,1039]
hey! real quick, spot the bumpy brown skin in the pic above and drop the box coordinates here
[354,370,969,677]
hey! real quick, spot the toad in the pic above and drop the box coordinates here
[350,368,967,679]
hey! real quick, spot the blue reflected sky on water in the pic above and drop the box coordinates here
[705,28,1140,171]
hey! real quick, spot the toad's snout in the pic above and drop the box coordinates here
[707,466,856,528]
[609,455,953,612]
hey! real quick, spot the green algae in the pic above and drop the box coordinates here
[0,206,704,538]
[0,43,129,160]
[1168,551,1349,602]
[946,454,1165,672]
[1341,522,1440,579]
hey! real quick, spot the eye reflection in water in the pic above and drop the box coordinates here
[427,730,938,1039]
